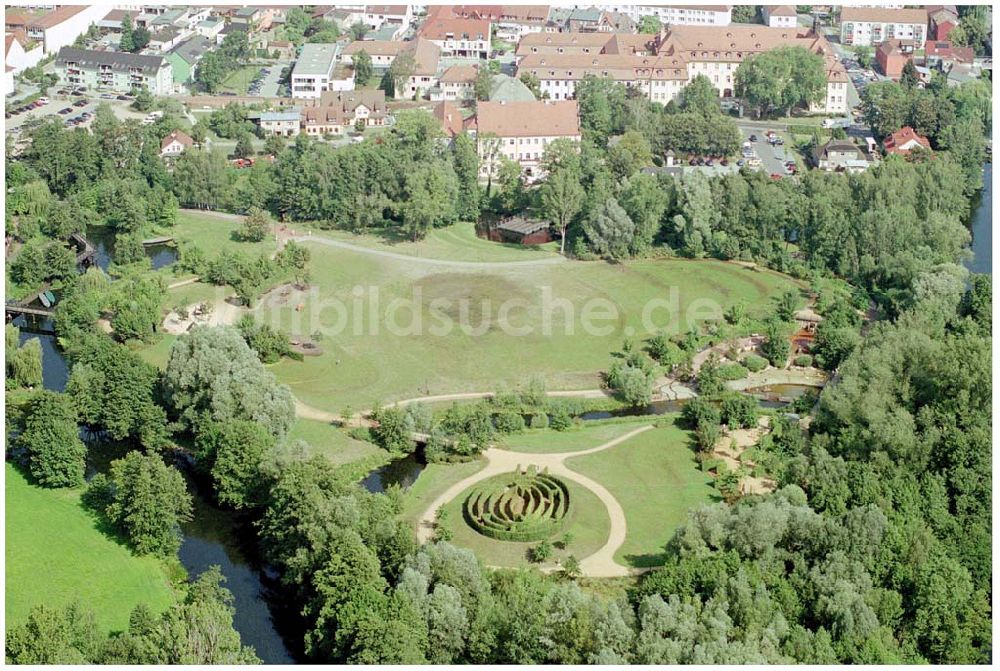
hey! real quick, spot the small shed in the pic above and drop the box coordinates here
[492,217,551,245]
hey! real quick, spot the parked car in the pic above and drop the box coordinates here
[770,173,782,180]
[749,134,758,142]
[720,158,729,166]
[705,158,714,166]
[59,107,73,114]
[4,112,10,119]
[737,158,746,167]
[100,93,116,99]
[73,99,88,107]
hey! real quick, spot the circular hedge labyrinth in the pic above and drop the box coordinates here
[463,467,570,542]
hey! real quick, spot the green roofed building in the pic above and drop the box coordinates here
[489,74,535,102]
[166,35,212,85]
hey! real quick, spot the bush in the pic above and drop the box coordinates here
[548,406,573,431]
[743,354,768,372]
[717,362,749,381]
[464,470,570,542]
[493,410,525,434]
[680,396,720,429]
[529,413,549,429]
[720,393,758,429]
[793,354,813,367]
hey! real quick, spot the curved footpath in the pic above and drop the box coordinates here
[414,424,655,578]
[178,209,565,269]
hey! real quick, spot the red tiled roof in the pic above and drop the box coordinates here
[433,100,466,138]
[418,17,491,41]
[161,129,194,151]
[475,100,580,138]
[884,126,931,155]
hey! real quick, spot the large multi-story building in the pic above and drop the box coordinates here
[363,4,412,32]
[418,15,491,59]
[516,25,849,115]
[839,6,928,47]
[291,43,344,99]
[302,89,388,137]
[472,100,581,179]
[55,47,173,94]
[448,5,550,42]
[7,4,105,54]
[601,5,733,26]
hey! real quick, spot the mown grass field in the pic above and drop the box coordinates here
[495,417,653,454]
[566,419,716,567]
[261,243,799,411]
[5,465,177,634]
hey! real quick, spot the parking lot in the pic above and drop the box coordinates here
[739,128,797,177]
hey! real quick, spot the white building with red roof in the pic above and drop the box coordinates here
[883,126,931,157]
[418,16,492,59]
[473,99,581,179]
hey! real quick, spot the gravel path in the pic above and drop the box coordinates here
[414,424,655,578]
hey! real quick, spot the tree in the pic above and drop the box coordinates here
[8,337,43,389]
[17,391,87,488]
[562,555,581,580]
[540,165,584,255]
[451,133,481,221]
[639,15,662,33]
[384,53,416,98]
[131,87,153,112]
[735,46,826,118]
[473,67,492,101]
[620,173,669,254]
[583,197,636,261]
[350,22,369,40]
[354,49,373,86]
[519,71,541,98]
[119,15,136,52]
[162,326,295,437]
[400,161,459,240]
[195,419,274,509]
[900,60,919,90]
[679,74,721,118]
[761,320,791,367]
[731,5,759,23]
[607,130,652,178]
[855,46,874,70]
[96,451,193,556]
[239,206,271,242]
[5,602,102,664]
[531,540,553,563]
[234,132,255,159]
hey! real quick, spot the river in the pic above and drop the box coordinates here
[965,162,992,275]
[15,169,992,663]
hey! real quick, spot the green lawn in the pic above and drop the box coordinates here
[438,475,611,569]
[566,419,716,568]
[400,459,488,529]
[163,210,279,259]
[496,417,652,454]
[261,240,800,411]
[310,221,559,262]
[218,65,263,95]
[286,417,386,469]
[5,465,177,634]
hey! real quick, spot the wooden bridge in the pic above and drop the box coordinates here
[70,232,97,265]
[5,303,54,318]
[141,236,174,246]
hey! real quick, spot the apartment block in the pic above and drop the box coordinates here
[55,46,173,94]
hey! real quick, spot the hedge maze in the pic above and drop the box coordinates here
[463,466,570,542]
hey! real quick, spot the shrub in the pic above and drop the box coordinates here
[529,413,549,429]
[720,393,758,429]
[793,354,813,367]
[548,406,573,431]
[743,354,768,372]
[717,362,749,381]
[464,470,570,542]
[493,410,526,434]
[680,396,720,429]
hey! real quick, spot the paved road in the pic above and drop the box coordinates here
[740,128,794,176]
[258,60,291,97]
[415,424,655,578]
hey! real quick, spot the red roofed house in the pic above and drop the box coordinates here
[875,39,916,79]
[883,126,931,157]
[160,129,194,157]
[473,100,581,180]
[418,16,491,59]
[433,100,469,139]
[927,6,959,41]
[432,64,478,101]
[925,40,975,68]
[762,6,798,28]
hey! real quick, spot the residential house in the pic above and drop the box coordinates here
[55,46,173,94]
[449,5,551,42]
[418,16,491,59]
[516,25,850,114]
[364,5,412,32]
[231,7,281,33]
[431,64,478,101]
[256,109,301,137]
[302,89,388,136]
[267,40,295,60]
[5,30,44,74]
[160,129,194,157]
[839,6,927,48]
[603,5,732,26]
[762,6,798,28]
[927,6,959,41]
[97,9,139,31]
[924,40,975,69]
[433,100,468,138]
[195,16,224,40]
[314,6,366,31]
[20,5,106,54]
[813,138,873,173]
[147,26,185,52]
[875,39,916,78]
[291,42,344,98]
[883,126,931,156]
[396,37,442,99]
[488,73,536,101]
[166,35,212,86]
[473,99,581,179]
[342,39,404,68]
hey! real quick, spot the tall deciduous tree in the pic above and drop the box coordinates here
[353,49,373,86]
[540,166,584,255]
[735,46,825,118]
[17,391,87,488]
